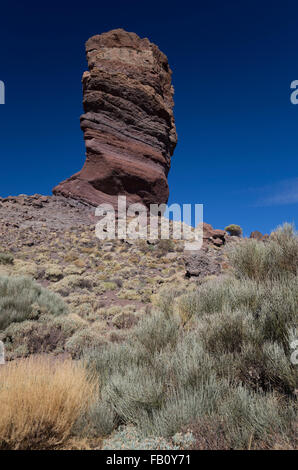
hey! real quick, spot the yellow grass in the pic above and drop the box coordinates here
[0,356,97,450]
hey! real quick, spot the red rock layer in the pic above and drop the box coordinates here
[53,29,177,208]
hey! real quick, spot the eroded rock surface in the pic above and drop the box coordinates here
[53,29,177,208]
[184,248,224,278]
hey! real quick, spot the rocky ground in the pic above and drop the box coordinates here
[0,194,234,360]
[1,195,296,451]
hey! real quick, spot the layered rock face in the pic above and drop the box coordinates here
[53,29,177,208]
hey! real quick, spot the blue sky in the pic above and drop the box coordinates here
[0,0,297,235]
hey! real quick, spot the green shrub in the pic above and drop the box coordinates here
[65,328,106,359]
[0,253,14,265]
[200,310,255,355]
[101,366,165,427]
[238,341,298,395]
[80,401,116,437]
[0,275,67,331]
[225,224,242,237]
[165,332,214,389]
[140,375,229,437]
[85,306,296,445]
[218,386,296,449]
[228,224,298,280]
[133,311,180,353]
[86,341,151,383]
[154,287,180,317]
[177,277,265,318]
[83,223,297,448]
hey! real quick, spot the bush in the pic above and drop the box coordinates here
[84,401,116,437]
[0,253,14,265]
[154,287,181,317]
[228,224,298,280]
[0,357,97,449]
[0,314,84,360]
[225,224,242,237]
[200,310,254,355]
[238,342,297,395]
[141,376,229,437]
[133,311,180,352]
[218,386,296,449]
[0,275,67,331]
[83,223,297,448]
[101,366,165,427]
[85,305,296,446]
[176,274,297,395]
[65,327,106,359]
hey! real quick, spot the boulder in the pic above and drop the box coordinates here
[184,249,222,278]
[197,222,226,247]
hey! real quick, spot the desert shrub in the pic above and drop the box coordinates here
[0,357,97,450]
[44,264,63,281]
[238,342,298,395]
[65,327,106,359]
[257,277,298,347]
[0,252,14,265]
[200,310,255,355]
[177,277,263,318]
[102,281,118,291]
[112,311,139,329]
[82,224,297,448]
[79,401,116,438]
[1,320,66,359]
[176,277,297,395]
[154,286,184,317]
[84,299,297,444]
[177,275,297,349]
[133,311,180,353]
[86,341,150,383]
[140,375,229,437]
[225,224,242,236]
[164,332,214,389]
[218,386,296,449]
[181,386,296,449]
[52,275,94,296]
[85,311,297,446]
[270,223,298,270]
[101,366,165,426]
[0,275,67,331]
[228,223,298,280]
[177,292,201,324]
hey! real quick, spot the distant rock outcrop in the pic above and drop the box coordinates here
[53,29,177,208]
[200,222,226,247]
[250,230,269,241]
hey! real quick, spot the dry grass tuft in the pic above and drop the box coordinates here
[0,356,97,450]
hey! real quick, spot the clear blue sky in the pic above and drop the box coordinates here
[0,0,297,235]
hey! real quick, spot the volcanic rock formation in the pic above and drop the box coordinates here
[53,29,177,208]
